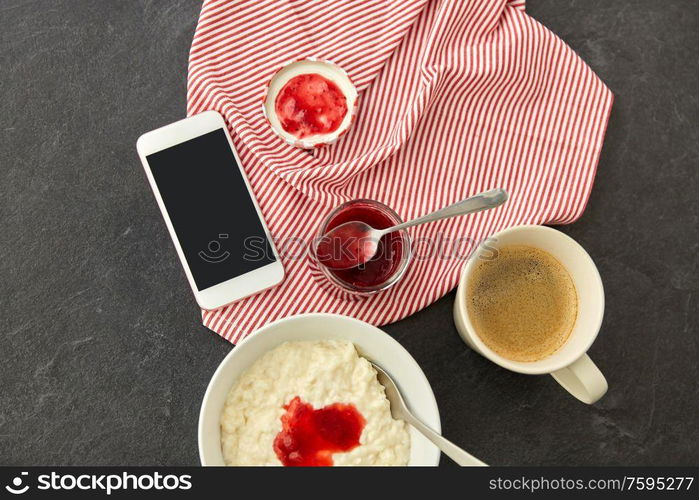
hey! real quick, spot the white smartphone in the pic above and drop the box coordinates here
[136,111,284,310]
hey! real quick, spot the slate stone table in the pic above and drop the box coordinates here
[1,0,697,466]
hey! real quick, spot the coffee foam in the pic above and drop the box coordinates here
[466,245,578,362]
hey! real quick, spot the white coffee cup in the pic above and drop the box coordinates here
[453,225,608,404]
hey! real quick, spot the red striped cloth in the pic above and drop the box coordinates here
[187,0,613,344]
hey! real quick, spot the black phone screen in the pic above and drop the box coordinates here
[147,129,276,291]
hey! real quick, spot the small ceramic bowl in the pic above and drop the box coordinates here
[262,58,359,148]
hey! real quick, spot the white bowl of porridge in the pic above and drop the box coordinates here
[198,313,441,466]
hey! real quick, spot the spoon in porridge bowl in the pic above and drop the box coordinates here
[316,188,508,270]
[372,362,487,466]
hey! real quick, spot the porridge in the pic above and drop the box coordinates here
[220,340,410,466]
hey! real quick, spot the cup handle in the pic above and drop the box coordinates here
[550,354,608,404]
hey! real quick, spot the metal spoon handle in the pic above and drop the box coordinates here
[380,188,508,236]
[405,414,487,466]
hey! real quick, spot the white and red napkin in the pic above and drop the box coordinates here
[186,0,613,344]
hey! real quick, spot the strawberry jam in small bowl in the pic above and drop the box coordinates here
[263,59,358,149]
[310,199,411,297]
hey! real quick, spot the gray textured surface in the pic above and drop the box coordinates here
[0,0,697,466]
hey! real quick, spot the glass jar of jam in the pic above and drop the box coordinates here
[310,199,411,297]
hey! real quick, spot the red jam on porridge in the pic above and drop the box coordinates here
[273,396,366,466]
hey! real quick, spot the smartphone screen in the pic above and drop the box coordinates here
[146,129,276,291]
